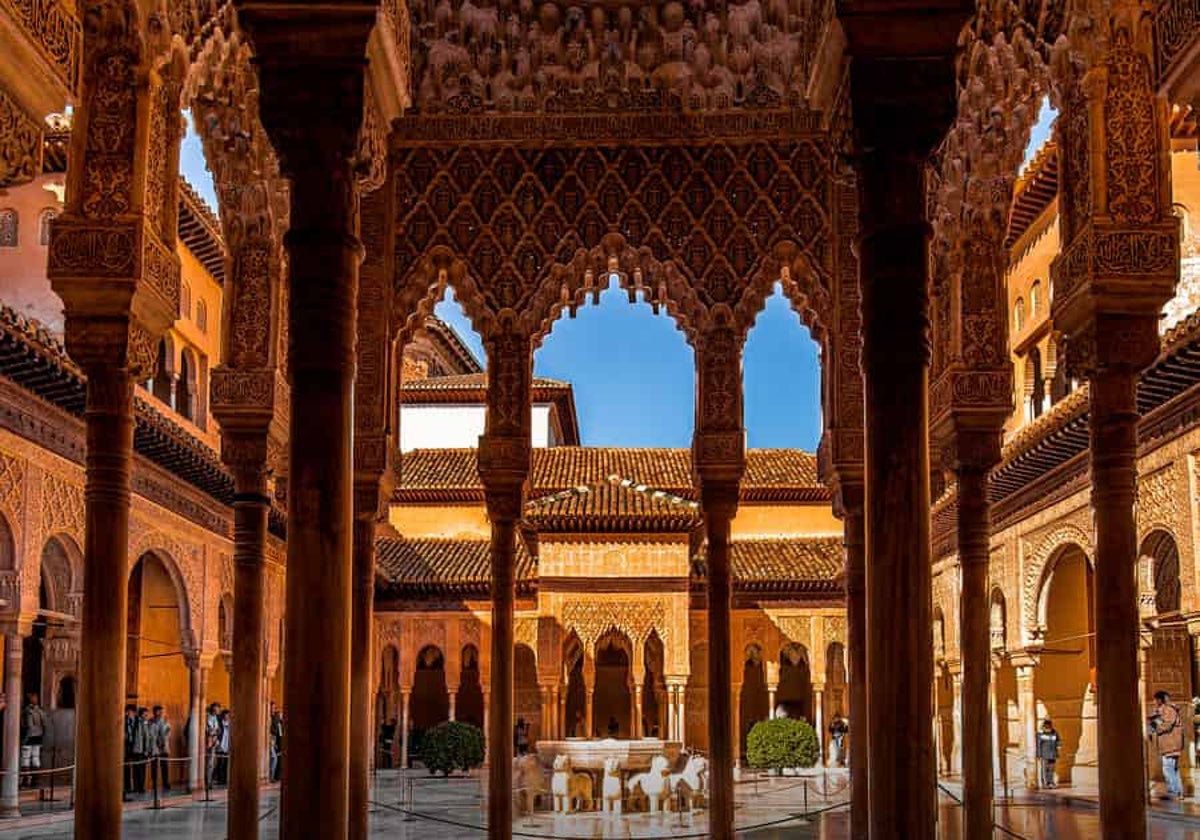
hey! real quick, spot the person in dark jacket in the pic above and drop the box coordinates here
[19,693,45,787]
[123,705,139,798]
[1036,718,1061,789]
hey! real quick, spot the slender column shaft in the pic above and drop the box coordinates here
[488,515,517,840]
[2,634,23,817]
[1016,667,1036,788]
[950,674,963,775]
[585,689,594,738]
[76,368,135,840]
[814,687,825,764]
[859,157,935,839]
[1090,369,1146,837]
[678,687,686,749]
[767,687,777,721]
[189,664,207,792]
[279,171,359,840]
[958,466,994,839]
[705,488,736,840]
[448,691,457,723]
[844,502,868,839]
[349,516,377,840]
[482,690,490,764]
[399,690,410,770]
[230,470,269,840]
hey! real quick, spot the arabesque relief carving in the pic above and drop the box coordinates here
[0,87,43,187]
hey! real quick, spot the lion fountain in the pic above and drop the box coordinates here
[601,756,624,815]
[551,754,593,813]
[628,754,672,814]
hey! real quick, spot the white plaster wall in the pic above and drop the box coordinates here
[400,403,556,451]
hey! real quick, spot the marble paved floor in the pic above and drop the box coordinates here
[3,774,1199,838]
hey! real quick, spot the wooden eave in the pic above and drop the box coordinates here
[177,179,226,285]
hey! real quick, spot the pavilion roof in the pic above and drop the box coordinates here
[523,479,702,533]
[695,537,844,594]
[395,447,827,503]
[401,372,581,444]
[375,536,537,597]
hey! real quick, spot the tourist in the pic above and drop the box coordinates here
[1151,690,1185,800]
[19,692,44,787]
[205,703,222,789]
[572,710,584,738]
[270,704,285,781]
[123,705,140,797]
[1037,718,1060,790]
[149,705,172,792]
[129,707,152,794]
[606,716,619,738]
[378,716,395,769]
[514,718,530,755]
[215,710,232,785]
[829,715,849,767]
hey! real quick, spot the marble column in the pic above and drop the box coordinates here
[956,453,998,839]
[703,481,739,839]
[633,685,643,739]
[448,690,457,723]
[767,685,777,721]
[482,689,490,764]
[246,31,374,835]
[1091,367,1150,834]
[813,685,825,764]
[1014,660,1037,789]
[842,488,868,839]
[486,507,518,838]
[2,633,23,816]
[846,53,959,838]
[188,661,207,792]
[950,671,963,776]
[677,686,686,749]
[399,689,411,770]
[349,514,378,840]
[731,685,742,770]
[229,460,269,840]
[76,368,137,838]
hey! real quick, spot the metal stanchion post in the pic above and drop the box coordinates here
[153,759,161,809]
[404,775,414,821]
[204,752,212,803]
[48,748,56,803]
[803,779,809,814]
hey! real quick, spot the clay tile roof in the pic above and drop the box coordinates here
[375,536,535,593]
[395,447,827,502]
[524,481,702,532]
[402,372,572,396]
[694,537,844,592]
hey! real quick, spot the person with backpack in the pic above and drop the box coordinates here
[19,693,45,787]
[1151,690,1186,799]
[1036,718,1061,789]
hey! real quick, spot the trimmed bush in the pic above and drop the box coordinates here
[419,721,485,776]
[746,717,820,771]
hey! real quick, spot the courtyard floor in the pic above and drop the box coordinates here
[1,770,1199,838]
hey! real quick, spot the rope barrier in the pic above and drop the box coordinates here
[937,780,1037,840]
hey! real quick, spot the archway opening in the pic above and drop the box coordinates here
[777,642,812,722]
[740,644,770,761]
[593,631,632,738]
[1141,529,1192,787]
[411,645,448,752]
[152,340,172,405]
[126,552,191,787]
[178,348,196,422]
[744,283,823,449]
[514,643,540,748]
[562,634,587,738]
[642,631,665,739]
[458,643,484,731]
[1036,545,1095,785]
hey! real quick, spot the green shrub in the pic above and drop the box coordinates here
[419,721,485,776]
[746,717,820,771]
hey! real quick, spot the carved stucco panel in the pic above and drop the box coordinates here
[1020,514,1093,643]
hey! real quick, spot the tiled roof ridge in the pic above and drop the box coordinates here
[402,372,573,390]
[0,305,72,364]
[178,176,222,235]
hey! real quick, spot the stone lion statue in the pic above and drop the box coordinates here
[550,753,592,813]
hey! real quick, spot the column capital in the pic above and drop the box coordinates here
[940,427,1003,476]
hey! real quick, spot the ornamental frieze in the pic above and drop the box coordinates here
[1155,0,1200,84]
[0,0,81,92]
[561,599,666,647]
[0,87,42,187]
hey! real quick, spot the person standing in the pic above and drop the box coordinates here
[204,703,221,790]
[131,707,152,794]
[1152,690,1186,800]
[215,710,231,785]
[377,717,395,770]
[123,705,139,798]
[269,704,285,782]
[19,693,45,787]
[1036,718,1061,789]
[149,706,172,792]
[829,715,849,767]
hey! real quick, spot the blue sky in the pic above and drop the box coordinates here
[178,98,1057,452]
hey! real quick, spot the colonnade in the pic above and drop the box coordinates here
[39,1,1182,840]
